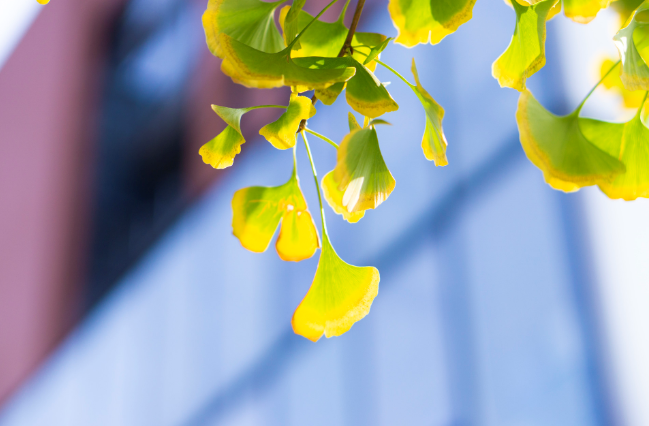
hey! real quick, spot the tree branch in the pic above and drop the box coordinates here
[297,0,366,133]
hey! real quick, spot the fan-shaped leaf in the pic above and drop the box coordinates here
[292,236,379,341]
[322,171,366,222]
[563,0,611,23]
[299,56,399,117]
[388,0,477,47]
[614,4,649,90]
[200,105,253,169]
[202,0,284,58]
[516,90,625,191]
[582,109,649,200]
[410,59,448,166]
[219,34,356,90]
[232,169,319,261]
[493,0,557,91]
[260,94,316,150]
[323,126,395,220]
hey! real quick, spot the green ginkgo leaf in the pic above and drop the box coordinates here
[323,126,395,220]
[388,0,477,47]
[283,0,307,49]
[581,107,649,200]
[260,94,316,150]
[232,166,320,261]
[202,0,284,58]
[316,82,346,105]
[363,37,394,65]
[299,56,399,118]
[493,0,557,91]
[348,112,362,131]
[563,0,611,23]
[409,59,448,166]
[292,235,379,341]
[516,89,625,192]
[200,104,281,169]
[220,33,356,91]
[279,6,388,69]
[615,3,649,90]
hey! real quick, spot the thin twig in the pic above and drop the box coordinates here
[297,0,366,133]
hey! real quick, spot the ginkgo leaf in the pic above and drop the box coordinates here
[563,0,611,23]
[316,82,346,105]
[232,168,319,261]
[200,105,267,169]
[321,171,366,222]
[363,37,394,65]
[348,112,362,131]
[202,0,284,58]
[493,0,557,91]
[388,0,477,47]
[599,57,646,108]
[614,4,649,90]
[37,0,50,4]
[298,56,399,118]
[516,89,625,191]
[410,59,448,166]
[323,126,396,219]
[279,6,388,69]
[581,108,649,200]
[219,34,356,91]
[292,235,379,341]
[260,94,315,150]
[283,0,307,49]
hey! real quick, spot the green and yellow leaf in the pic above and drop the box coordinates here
[388,0,477,47]
[563,0,611,23]
[260,94,316,150]
[279,6,388,70]
[321,171,366,222]
[199,105,249,169]
[581,107,649,200]
[516,89,625,191]
[292,236,379,341]
[232,169,319,261]
[615,3,649,90]
[219,34,356,91]
[323,126,396,220]
[202,0,284,58]
[410,58,448,166]
[493,0,558,91]
[299,56,399,117]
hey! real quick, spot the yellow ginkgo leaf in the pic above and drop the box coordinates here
[599,57,646,108]
[321,171,366,223]
[516,89,625,191]
[37,0,50,4]
[260,94,315,150]
[323,126,396,220]
[615,2,649,91]
[292,235,379,342]
[200,104,285,169]
[581,104,649,200]
[202,0,284,58]
[388,0,477,47]
[563,0,611,23]
[219,33,356,91]
[411,59,448,166]
[493,0,558,91]
[232,164,319,261]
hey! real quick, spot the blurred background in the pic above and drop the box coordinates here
[1,0,648,425]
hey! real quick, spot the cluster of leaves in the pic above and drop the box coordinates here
[194,0,649,341]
